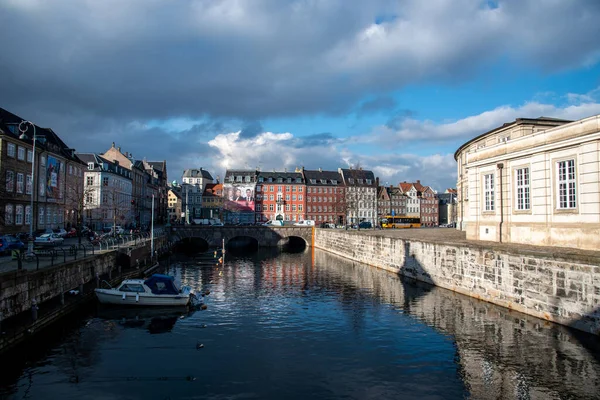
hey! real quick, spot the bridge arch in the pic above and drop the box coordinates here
[169,226,313,248]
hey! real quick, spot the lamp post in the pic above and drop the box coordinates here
[18,121,37,256]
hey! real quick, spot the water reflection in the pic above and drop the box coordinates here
[0,248,599,400]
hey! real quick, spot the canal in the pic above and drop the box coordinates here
[1,248,600,399]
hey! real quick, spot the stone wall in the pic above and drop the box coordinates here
[0,251,117,319]
[314,230,600,335]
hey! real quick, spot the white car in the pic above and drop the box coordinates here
[35,233,64,246]
[54,228,68,238]
[293,220,315,227]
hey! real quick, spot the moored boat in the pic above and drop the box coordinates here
[95,274,194,306]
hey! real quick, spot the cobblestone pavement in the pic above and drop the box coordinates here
[334,227,600,262]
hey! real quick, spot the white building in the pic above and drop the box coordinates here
[399,182,421,218]
[339,168,378,226]
[78,153,133,231]
[181,168,214,222]
[455,114,600,250]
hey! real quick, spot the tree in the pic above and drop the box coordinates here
[99,185,131,235]
[65,178,95,243]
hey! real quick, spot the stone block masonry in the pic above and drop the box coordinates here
[0,251,117,320]
[314,230,600,335]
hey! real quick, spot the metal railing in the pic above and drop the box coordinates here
[0,230,166,273]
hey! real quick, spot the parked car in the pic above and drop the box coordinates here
[54,228,68,238]
[358,222,372,229]
[66,228,77,238]
[294,220,315,227]
[34,233,64,247]
[263,220,284,227]
[0,236,25,255]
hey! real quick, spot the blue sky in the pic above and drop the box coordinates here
[1,0,599,191]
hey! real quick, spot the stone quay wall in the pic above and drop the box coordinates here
[0,251,117,320]
[314,230,600,335]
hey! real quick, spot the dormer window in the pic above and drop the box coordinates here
[245,176,251,183]
[236,175,242,182]
[320,179,326,184]
[268,177,273,183]
[331,180,338,185]
[296,178,302,183]
[88,162,94,170]
[358,179,364,184]
[366,179,372,185]
[310,179,316,184]
[348,178,355,184]
[258,177,264,183]
[277,178,283,183]
[287,178,292,183]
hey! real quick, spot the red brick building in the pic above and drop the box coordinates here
[255,171,306,222]
[302,168,345,226]
[413,180,438,227]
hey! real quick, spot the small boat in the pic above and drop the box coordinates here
[95,274,194,306]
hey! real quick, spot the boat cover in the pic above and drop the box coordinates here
[144,274,180,295]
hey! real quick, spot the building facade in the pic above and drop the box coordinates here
[302,168,344,226]
[399,182,421,218]
[223,169,258,224]
[167,184,182,223]
[1,108,86,235]
[181,168,214,221]
[377,186,407,222]
[78,153,133,231]
[202,183,223,221]
[454,115,600,250]
[339,168,378,226]
[256,171,305,222]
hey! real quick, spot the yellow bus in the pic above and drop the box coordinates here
[381,215,421,229]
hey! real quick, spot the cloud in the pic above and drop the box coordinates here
[371,97,600,143]
[1,0,599,122]
[356,96,397,116]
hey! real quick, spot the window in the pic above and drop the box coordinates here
[348,178,354,184]
[87,176,94,186]
[25,205,31,225]
[557,159,576,209]
[292,204,297,212]
[285,204,290,211]
[269,204,274,211]
[69,165,73,175]
[6,170,14,192]
[103,177,109,186]
[366,179,372,185]
[26,174,32,194]
[515,168,530,210]
[484,174,494,211]
[256,185,261,192]
[4,204,13,225]
[256,204,262,211]
[27,150,33,163]
[285,186,290,192]
[88,162,94,170]
[39,207,44,225]
[298,204,303,211]
[299,195,303,201]
[15,205,23,225]
[269,194,274,201]
[269,186,274,192]
[7,143,16,157]
[331,180,337,185]
[41,155,46,166]
[277,186,282,192]
[16,173,24,193]
[119,284,146,293]
[298,186,303,192]
[292,195,296,201]
[285,194,290,201]
[292,186,296,192]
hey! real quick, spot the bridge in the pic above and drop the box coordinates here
[168,225,314,248]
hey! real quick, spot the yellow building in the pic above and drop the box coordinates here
[455,114,600,250]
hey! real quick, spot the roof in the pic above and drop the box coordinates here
[399,182,415,193]
[0,107,84,164]
[183,168,214,180]
[303,169,344,185]
[339,168,376,187]
[453,117,572,160]
[257,171,304,183]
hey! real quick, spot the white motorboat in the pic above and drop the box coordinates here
[95,274,194,306]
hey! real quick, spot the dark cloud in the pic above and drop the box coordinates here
[357,96,397,116]
[291,132,341,148]
[385,109,416,130]
[239,120,264,139]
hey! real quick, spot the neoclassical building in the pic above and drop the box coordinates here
[455,114,600,250]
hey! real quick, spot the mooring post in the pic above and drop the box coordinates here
[60,283,65,305]
[96,272,100,288]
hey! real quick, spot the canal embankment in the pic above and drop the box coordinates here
[313,228,600,335]
[0,235,171,353]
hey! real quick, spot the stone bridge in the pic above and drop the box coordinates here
[168,226,314,248]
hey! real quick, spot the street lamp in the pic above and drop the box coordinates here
[18,121,37,256]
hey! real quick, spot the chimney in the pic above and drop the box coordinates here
[112,142,115,148]
[375,177,379,187]
[117,146,121,152]
[319,167,322,172]
[416,180,420,184]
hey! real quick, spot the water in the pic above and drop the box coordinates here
[2,249,600,400]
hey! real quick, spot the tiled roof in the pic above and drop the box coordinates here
[303,169,344,185]
[257,171,304,182]
[183,168,214,180]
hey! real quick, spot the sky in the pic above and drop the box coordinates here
[1,0,600,192]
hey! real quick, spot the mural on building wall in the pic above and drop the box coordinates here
[46,155,61,201]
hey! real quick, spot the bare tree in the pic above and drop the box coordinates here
[99,185,131,235]
[65,179,95,243]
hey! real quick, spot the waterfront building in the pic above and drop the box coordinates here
[0,108,86,235]
[301,168,345,226]
[377,186,407,223]
[256,170,306,222]
[338,168,378,226]
[438,189,457,226]
[202,182,223,221]
[167,184,182,223]
[77,153,133,231]
[398,182,421,218]
[181,168,214,221]
[454,114,600,250]
[223,169,259,224]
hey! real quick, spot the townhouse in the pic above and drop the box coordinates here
[255,170,306,223]
[302,168,345,226]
